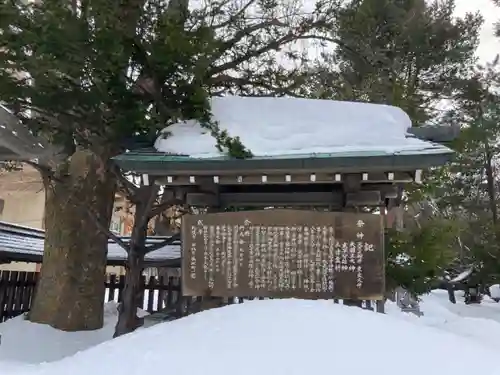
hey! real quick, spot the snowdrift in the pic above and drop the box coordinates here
[0,302,148,365]
[12,299,498,375]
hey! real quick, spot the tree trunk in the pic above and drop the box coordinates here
[447,284,456,304]
[154,189,181,235]
[29,150,116,331]
[114,186,156,337]
[114,247,145,337]
[484,146,498,224]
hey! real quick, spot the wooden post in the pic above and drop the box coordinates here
[381,189,405,313]
[342,174,363,308]
[198,183,224,312]
[376,200,387,314]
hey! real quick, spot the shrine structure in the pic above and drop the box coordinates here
[112,96,455,308]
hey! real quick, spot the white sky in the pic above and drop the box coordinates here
[455,0,500,62]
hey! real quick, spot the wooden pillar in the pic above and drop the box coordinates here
[197,182,224,313]
[376,202,386,314]
[342,174,363,308]
[380,188,405,313]
[341,174,387,312]
[385,185,404,231]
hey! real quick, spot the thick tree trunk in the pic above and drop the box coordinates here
[29,150,116,331]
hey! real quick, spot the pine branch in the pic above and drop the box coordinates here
[209,29,365,78]
[209,74,304,97]
[201,119,253,158]
[209,0,258,30]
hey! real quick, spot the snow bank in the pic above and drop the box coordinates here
[12,299,498,375]
[387,290,500,350]
[489,284,500,299]
[154,96,448,158]
[0,302,147,365]
[449,268,474,283]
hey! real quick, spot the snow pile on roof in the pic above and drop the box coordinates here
[8,298,498,375]
[155,96,450,158]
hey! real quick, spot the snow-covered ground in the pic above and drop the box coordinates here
[387,290,500,350]
[2,291,500,375]
[0,302,149,365]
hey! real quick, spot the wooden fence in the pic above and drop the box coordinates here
[0,270,380,322]
[0,270,187,322]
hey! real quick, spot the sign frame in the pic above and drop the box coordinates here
[181,209,385,300]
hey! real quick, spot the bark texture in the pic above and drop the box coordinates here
[114,186,156,337]
[113,248,145,337]
[29,149,116,331]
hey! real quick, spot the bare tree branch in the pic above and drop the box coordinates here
[86,207,130,252]
[23,160,54,180]
[111,164,139,201]
[148,197,185,219]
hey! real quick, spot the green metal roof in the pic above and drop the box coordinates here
[112,147,454,175]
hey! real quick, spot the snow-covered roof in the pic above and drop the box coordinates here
[154,96,452,159]
[0,104,56,161]
[0,221,180,265]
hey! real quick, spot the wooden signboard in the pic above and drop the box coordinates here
[181,209,385,300]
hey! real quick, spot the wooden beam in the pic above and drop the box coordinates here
[155,171,417,186]
[184,184,399,207]
[186,191,344,208]
[217,182,398,194]
[343,174,362,193]
[345,191,382,207]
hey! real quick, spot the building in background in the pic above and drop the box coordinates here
[0,164,45,229]
[0,163,135,274]
[0,164,131,234]
[0,162,180,279]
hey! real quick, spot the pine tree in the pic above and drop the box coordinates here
[430,60,500,289]
[306,0,482,124]
[304,0,483,296]
[0,0,215,331]
[0,0,342,330]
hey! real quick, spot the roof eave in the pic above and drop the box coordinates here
[407,125,460,144]
[0,250,181,267]
[113,150,454,175]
